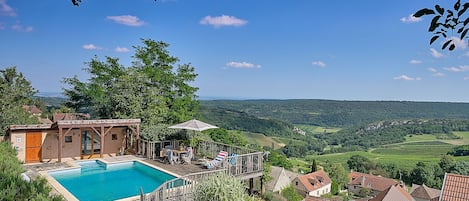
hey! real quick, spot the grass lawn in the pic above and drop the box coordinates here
[243,132,286,150]
[443,131,469,145]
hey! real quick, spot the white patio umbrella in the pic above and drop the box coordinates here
[168,119,218,132]
[168,119,219,157]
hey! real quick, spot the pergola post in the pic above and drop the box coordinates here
[58,127,62,162]
[136,124,140,153]
[100,126,105,158]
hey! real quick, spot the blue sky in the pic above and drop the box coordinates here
[1,0,469,102]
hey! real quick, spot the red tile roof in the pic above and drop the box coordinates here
[22,105,42,114]
[369,184,413,201]
[410,183,440,201]
[53,113,90,122]
[440,173,469,201]
[348,172,398,192]
[297,170,331,192]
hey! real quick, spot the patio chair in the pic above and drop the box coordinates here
[204,151,228,169]
[181,147,193,165]
[165,149,179,165]
[229,153,238,166]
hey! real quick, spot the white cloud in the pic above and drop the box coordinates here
[445,36,467,50]
[430,48,443,58]
[443,65,469,72]
[400,14,422,23]
[225,61,260,68]
[115,47,129,53]
[0,0,15,17]
[11,24,33,32]
[312,61,326,67]
[106,15,144,26]
[428,68,445,77]
[409,59,422,64]
[432,72,445,77]
[464,76,469,80]
[393,75,421,81]
[82,44,102,50]
[200,15,247,27]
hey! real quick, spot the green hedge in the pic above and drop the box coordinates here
[0,141,63,201]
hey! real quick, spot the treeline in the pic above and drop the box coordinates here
[316,119,468,151]
[201,99,469,127]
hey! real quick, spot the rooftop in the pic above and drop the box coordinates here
[440,173,469,201]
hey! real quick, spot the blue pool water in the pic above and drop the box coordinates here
[49,160,176,201]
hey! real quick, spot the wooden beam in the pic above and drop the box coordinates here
[57,127,72,162]
[100,125,104,158]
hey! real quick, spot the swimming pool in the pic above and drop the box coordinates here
[48,160,176,201]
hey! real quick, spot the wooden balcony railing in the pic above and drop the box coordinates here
[140,140,264,201]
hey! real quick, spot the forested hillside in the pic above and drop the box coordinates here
[201,99,469,127]
[199,105,296,137]
[317,119,469,152]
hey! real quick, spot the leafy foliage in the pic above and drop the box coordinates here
[281,185,303,201]
[347,155,376,173]
[414,0,469,51]
[0,142,63,201]
[62,39,199,140]
[448,145,469,156]
[0,67,39,136]
[205,128,248,147]
[266,151,293,170]
[194,172,257,201]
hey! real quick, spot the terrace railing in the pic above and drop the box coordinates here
[142,140,264,201]
[144,169,226,201]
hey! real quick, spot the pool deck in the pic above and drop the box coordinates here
[22,155,211,201]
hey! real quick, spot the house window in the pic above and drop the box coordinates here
[317,191,319,195]
[295,181,298,186]
[112,134,117,140]
[16,137,21,143]
[65,136,72,143]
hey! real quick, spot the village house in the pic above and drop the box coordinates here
[410,183,440,201]
[7,113,140,163]
[439,173,469,201]
[292,169,332,197]
[267,166,300,192]
[348,171,399,197]
[369,183,414,201]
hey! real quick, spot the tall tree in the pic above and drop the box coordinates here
[0,67,39,136]
[63,39,199,139]
[310,159,318,173]
[347,155,375,173]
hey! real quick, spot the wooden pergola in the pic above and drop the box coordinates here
[52,119,140,162]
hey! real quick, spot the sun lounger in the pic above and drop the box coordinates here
[204,151,228,169]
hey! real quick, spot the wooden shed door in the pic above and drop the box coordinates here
[26,131,42,163]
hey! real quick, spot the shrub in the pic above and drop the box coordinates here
[194,172,247,201]
[0,141,63,201]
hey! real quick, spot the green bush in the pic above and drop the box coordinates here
[281,185,303,201]
[194,172,247,201]
[0,141,63,201]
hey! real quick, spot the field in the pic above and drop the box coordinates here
[243,132,286,150]
[314,132,469,170]
[295,124,341,134]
